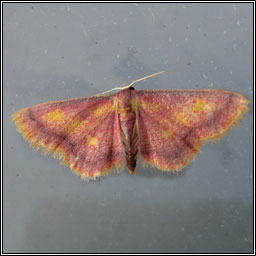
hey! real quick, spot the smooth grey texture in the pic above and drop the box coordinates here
[3,3,253,253]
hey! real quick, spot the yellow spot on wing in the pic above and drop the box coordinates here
[140,100,160,112]
[67,119,81,133]
[193,98,212,112]
[87,136,98,147]
[94,102,112,117]
[162,129,173,139]
[44,109,63,122]
[174,111,189,126]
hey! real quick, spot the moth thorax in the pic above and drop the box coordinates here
[117,88,133,113]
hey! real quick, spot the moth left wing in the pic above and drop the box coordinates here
[132,89,248,171]
[13,95,124,179]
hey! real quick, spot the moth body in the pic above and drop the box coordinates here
[116,88,138,175]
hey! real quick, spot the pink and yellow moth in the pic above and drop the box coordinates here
[12,71,248,180]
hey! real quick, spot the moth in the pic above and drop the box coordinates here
[12,71,248,180]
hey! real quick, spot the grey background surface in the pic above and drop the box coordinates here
[3,3,253,253]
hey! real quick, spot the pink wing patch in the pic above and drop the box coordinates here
[133,89,248,171]
[13,95,124,179]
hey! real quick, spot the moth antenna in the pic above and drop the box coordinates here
[125,71,165,89]
[97,71,165,96]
